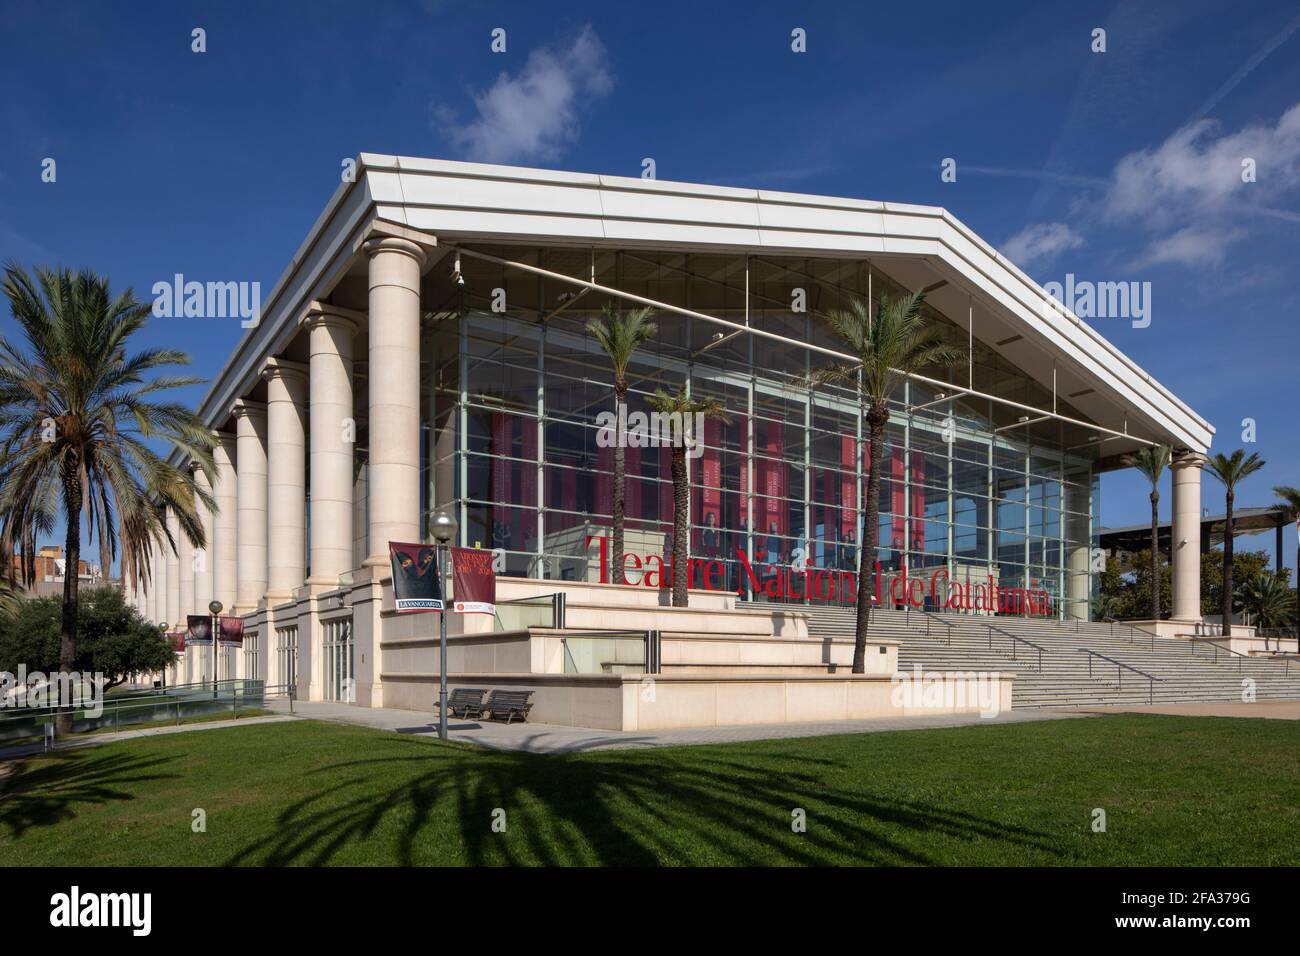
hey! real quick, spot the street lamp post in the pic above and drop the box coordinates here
[429,508,458,741]
[209,600,223,700]
[159,622,169,689]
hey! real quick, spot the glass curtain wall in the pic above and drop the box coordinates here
[418,247,1099,619]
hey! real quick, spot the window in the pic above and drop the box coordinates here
[275,626,298,691]
[243,631,260,683]
[323,618,355,703]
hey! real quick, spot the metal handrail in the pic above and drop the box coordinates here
[1077,648,1164,703]
[1187,636,1291,675]
[920,610,953,645]
[1103,616,1158,649]
[987,624,1046,671]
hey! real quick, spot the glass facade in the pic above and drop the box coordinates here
[400,247,1100,619]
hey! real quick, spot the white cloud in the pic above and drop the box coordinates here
[1101,102,1300,265]
[437,24,613,165]
[1141,225,1246,268]
[1000,222,1084,268]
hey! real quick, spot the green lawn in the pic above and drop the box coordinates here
[1,714,1296,866]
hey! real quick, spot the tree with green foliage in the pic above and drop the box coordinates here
[586,304,657,585]
[1240,571,1295,631]
[816,291,964,673]
[1199,548,1280,621]
[0,265,215,731]
[0,586,171,690]
[1124,445,1170,621]
[1204,450,1266,635]
[646,385,730,608]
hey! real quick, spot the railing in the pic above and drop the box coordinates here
[1103,616,1158,650]
[1188,637,1292,676]
[0,679,268,745]
[559,629,661,675]
[1077,649,1163,703]
[494,592,566,631]
[987,624,1046,671]
[920,610,953,645]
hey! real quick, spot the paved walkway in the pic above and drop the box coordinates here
[0,715,294,761]
[1075,700,1300,720]
[267,699,1087,753]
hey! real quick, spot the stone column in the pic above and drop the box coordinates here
[192,463,215,614]
[233,400,269,614]
[1171,451,1207,622]
[153,541,167,627]
[165,510,180,628]
[212,432,238,612]
[178,511,194,627]
[363,237,425,567]
[144,544,156,622]
[262,359,309,604]
[1063,481,1091,621]
[304,308,358,585]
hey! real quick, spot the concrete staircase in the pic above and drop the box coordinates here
[799,605,1300,708]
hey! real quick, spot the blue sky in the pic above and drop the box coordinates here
[2,0,1298,572]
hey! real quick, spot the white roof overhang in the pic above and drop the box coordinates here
[175,154,1213,470]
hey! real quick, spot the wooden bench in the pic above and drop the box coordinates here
[435,688,488,719]
[484,689,534,724]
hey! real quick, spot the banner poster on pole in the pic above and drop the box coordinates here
[186,614,213,646]
[171,632,186,655]
[218,616,244,647]
[451,547,496,614]
[389,541,443,613]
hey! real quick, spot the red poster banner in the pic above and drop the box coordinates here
[218,616,244,647]
[451,547,496,614]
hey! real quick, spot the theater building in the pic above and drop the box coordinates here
[132,155,1214,727]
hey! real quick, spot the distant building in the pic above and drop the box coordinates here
[7,545,105,598]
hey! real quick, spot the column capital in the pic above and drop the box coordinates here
[362,236,427,268]
[230,398,267,422]
[260,356,309,387]
[1171,449,1208,470]
[353,217,437,264]
[300,301,362,336]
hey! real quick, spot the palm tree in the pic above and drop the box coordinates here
[586,304,656,585]
[0,264,216,732]
[816,291,964,672]
[647,385,730,608]
[1204,450,1266,636]
[1273,485,1300,650]
[1240,571,1294,631]
[1124,445,1170,621]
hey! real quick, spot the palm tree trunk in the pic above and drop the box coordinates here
[1150,490,1160,620]
[612,382,627,586]
[671,445,689,607]
[57,465,82,735]
[853,411,886,673]
[1222,491,1234,637]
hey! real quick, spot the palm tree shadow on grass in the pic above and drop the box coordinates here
[224,739,1062,866]
[0,751,179,839]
